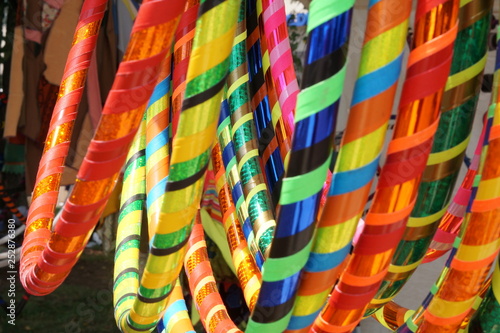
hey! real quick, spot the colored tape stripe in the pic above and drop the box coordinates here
[182,75,227,109]
[301,44,347,90]
[307,0,355,33]
[305,243,351,272]
[295,65,346,123]
[166,161,209,191]
[351,53,403,106]
[280,157,331,205]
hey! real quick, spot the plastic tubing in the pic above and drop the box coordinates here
[145,56,172,236]
[217,94,264,267]
[227,0,276,259]
[211,142,262,310]
[19,0,111,296]
[366,0,493,314]
[121,0,240,330]
[157,281,196,333]
[254,0,292,161]
[289,1,411,331]
[171,0,200,136]
[113,117,146,328]
[247,0,354,331]
[423,116,488,264]
[245,0,285,203]
[258,0,298,139]
[396,22,500,333]
[466,255,500,333]
[312,1,459,331]
[184,220,243,333]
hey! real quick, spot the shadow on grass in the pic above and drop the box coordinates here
[1,251,121,333]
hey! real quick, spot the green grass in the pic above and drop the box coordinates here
[1,251,121,333]
[1,284,120,333]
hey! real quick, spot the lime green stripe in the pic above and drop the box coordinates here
[280,157,331,205]
[217,116,231,137]
[226,157,237,177]
[263,239,313,282]
[474,175,482,187]
[295,65,346,122]
[407,317,419,332]
[235,194,245,211]
[307,0,354,33]
[430,283,439,295]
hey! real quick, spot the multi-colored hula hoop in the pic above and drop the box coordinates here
[372,274,492,331]
[380,16,500,333]
[145,56,172,236]
[374,108,496,330]
[396,23,500,333]
[217,96,264,267]
[246,1,354,331]
[246,0,285,202]
[113,117,146,327]
[287,1,376,332]
[288,1,410,331]
[456,275,492,333]
[466,255,500,333]
[424,116,487,264]
[24,0,184,319]
[227,1,276,259]
[313,1,459,331]
[372,119,488,329]
[255,0,292,162]
[258,0,297,136]
[171,0,200,136]
[19,0,110,296]
[185,220,243,333]
[366,0,493,314]
[211,142,262,310]
[156,281,196,333]
[122,0,240,330]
